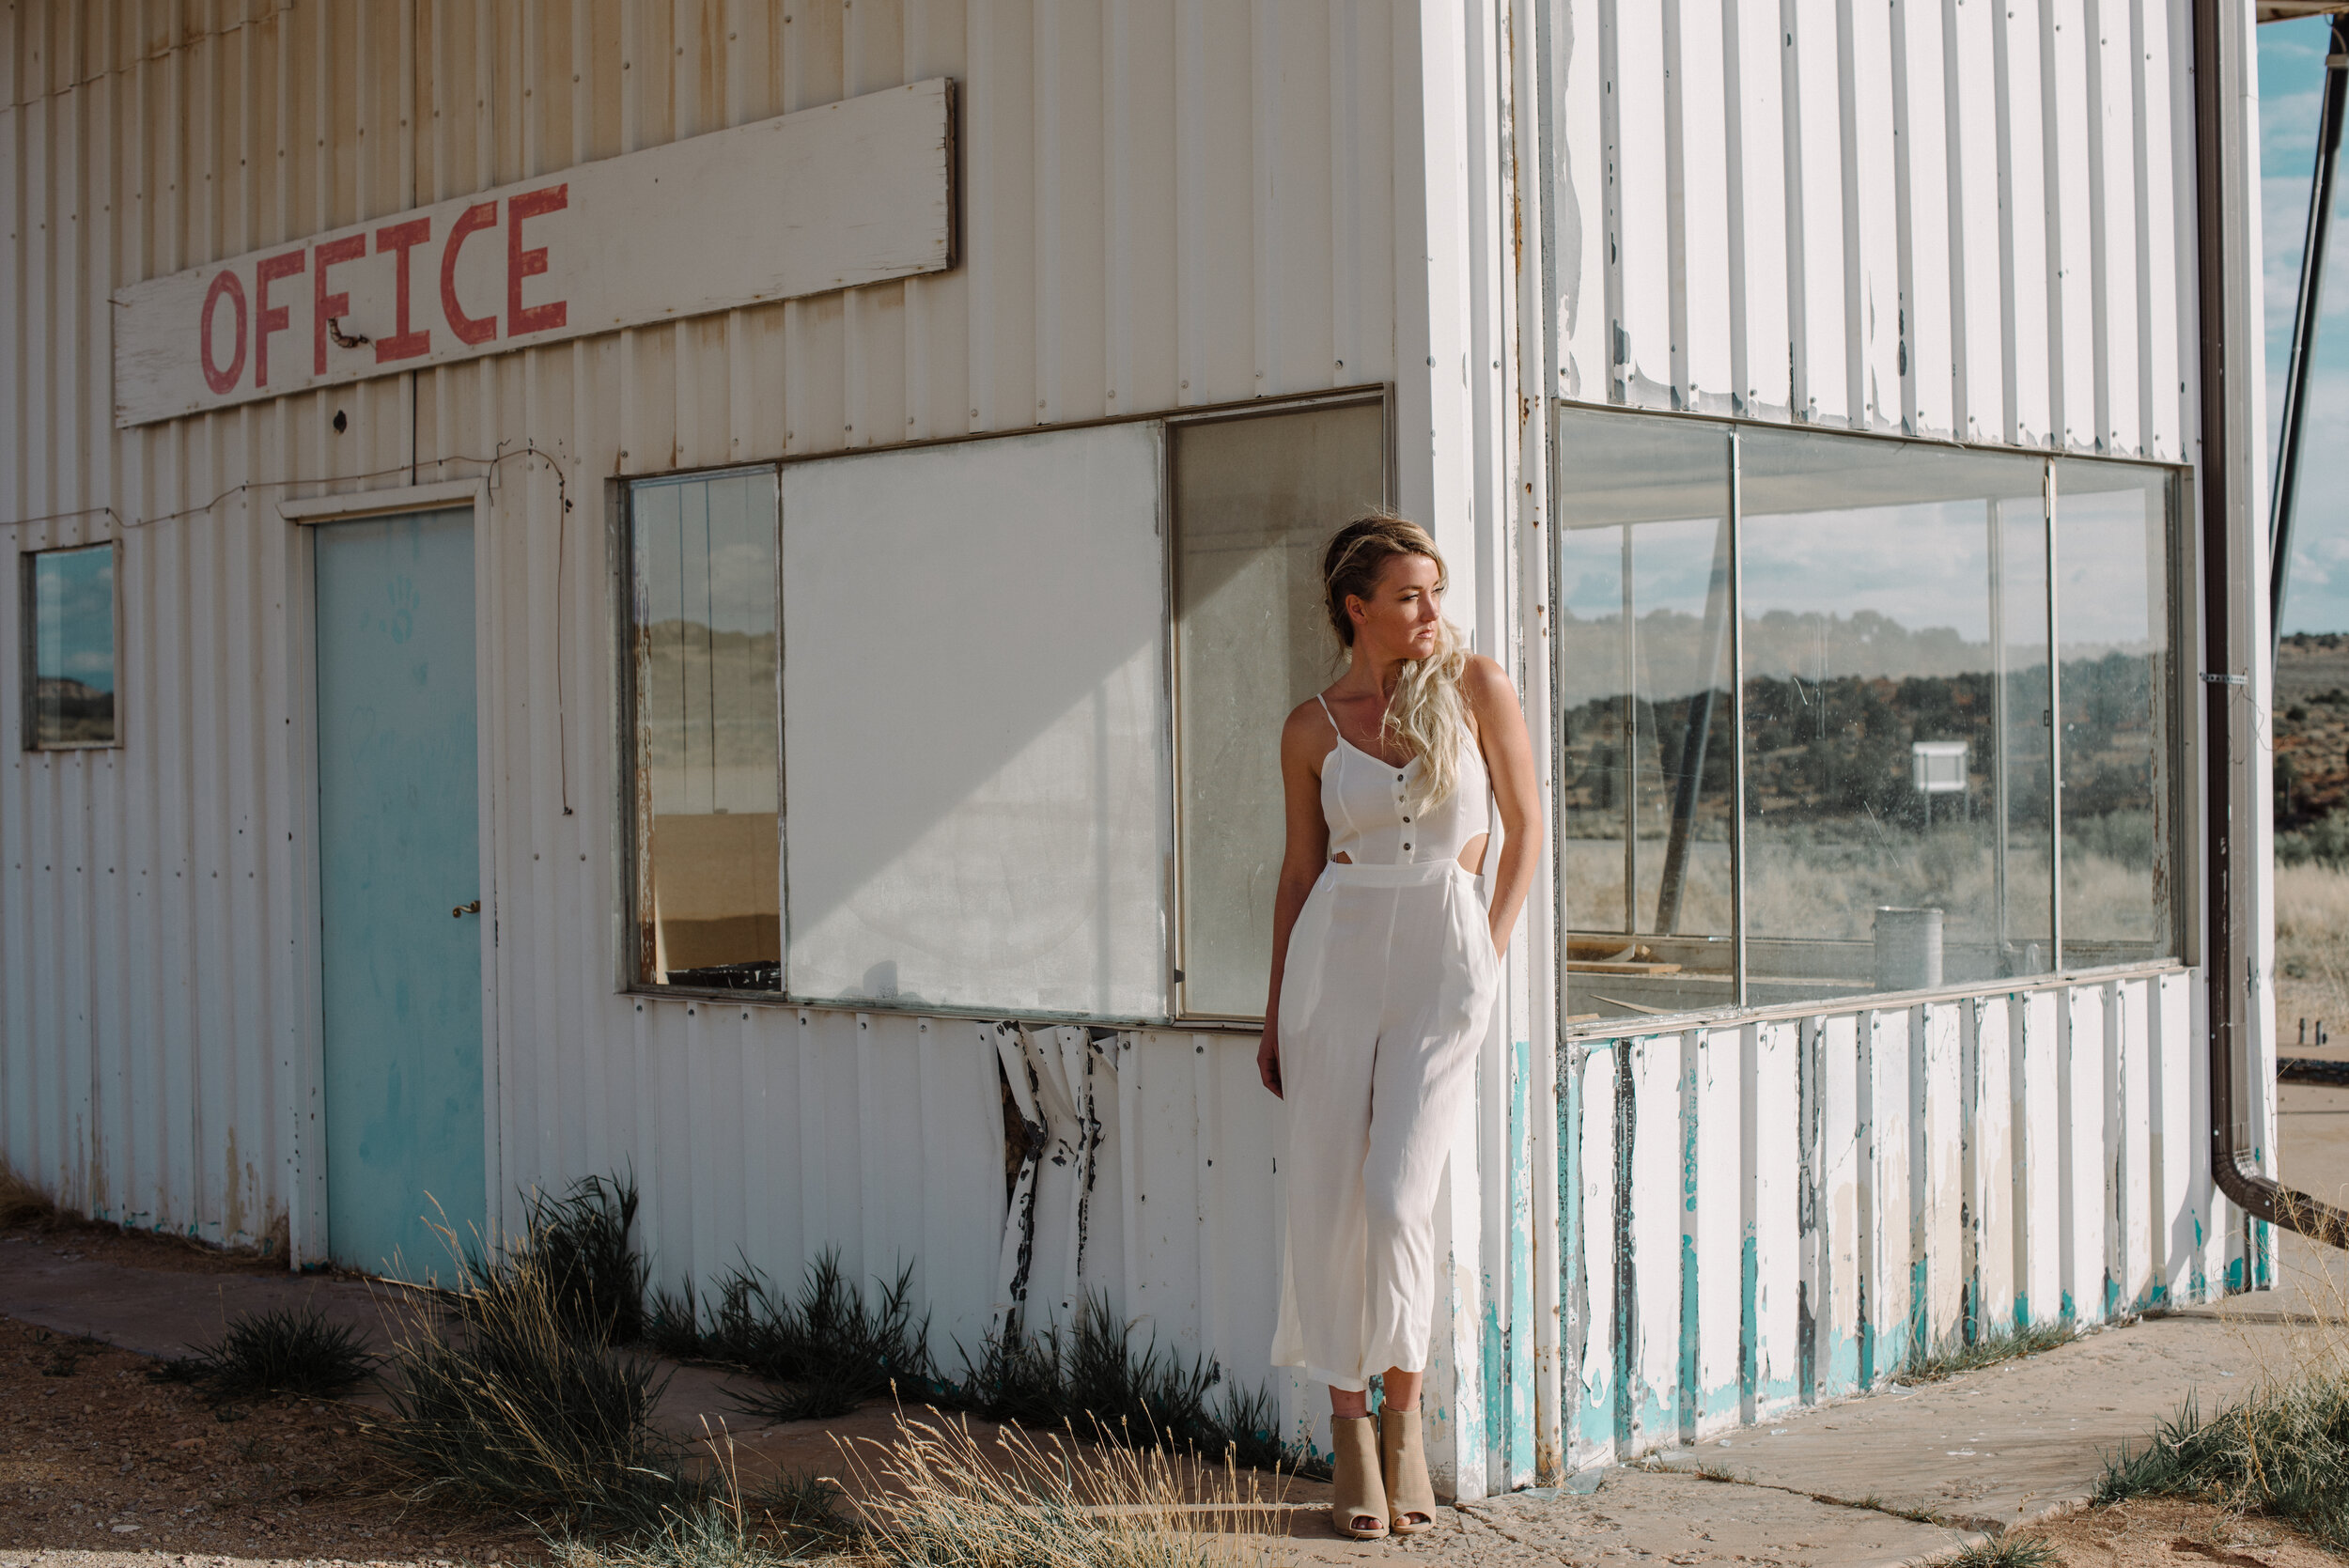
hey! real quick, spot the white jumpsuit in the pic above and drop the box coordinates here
[1270,696,1497,1393]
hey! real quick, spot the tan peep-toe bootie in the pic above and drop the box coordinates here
[1328,1415,1390,1540]
[1379,1405,1437,1535]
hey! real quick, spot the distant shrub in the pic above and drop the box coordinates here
[2279,811,2349,870]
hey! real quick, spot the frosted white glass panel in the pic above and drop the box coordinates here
[782,424,1169,1017]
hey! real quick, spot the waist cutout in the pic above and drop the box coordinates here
[1321,859,1475,888]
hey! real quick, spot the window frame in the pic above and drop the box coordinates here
[615,460,787,1000]
[1162,389,1397,1023]
[613,392,1397,1019]
[1548,402,2194,1038]
[20,540,123,753]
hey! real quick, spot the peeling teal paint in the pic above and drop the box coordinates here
[1822,1324,1860,1399]
[2226,1255,2245,1292]
[1505,1039,1535,1486]
[1678,1232,1701,1439]
[1740,1232,1758,1415]
[2013,1290,2030,1330]
[1908,1259,1929,1369]
[2059,1288,2077,1321]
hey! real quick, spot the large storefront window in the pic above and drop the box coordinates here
[627,469,782,990]
[1554,408,2179,1026]
[1172,401,1389,1018]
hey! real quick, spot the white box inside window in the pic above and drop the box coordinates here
[781,424,1170,1017]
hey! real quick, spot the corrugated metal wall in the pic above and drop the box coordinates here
[1549,0,2190,461]
[1558,970,2241,1469]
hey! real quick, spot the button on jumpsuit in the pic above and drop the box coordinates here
[1270,696,1498,1392]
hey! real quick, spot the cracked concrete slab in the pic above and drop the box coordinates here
[1638,1310,2295,1535]
[1274,1467,1975,1566]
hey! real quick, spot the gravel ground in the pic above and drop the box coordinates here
[0,1312,534,1565]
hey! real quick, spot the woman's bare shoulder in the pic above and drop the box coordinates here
[1283,693,1336,744]
[1460,653,1519,706]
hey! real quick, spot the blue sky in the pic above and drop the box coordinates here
[2263,19,2349,632]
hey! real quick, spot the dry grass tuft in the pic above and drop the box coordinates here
[833,1407,1287,1568]
[2099,1200,2349,1548]
[0,1159,56,1228]
[544,1407,1283,1568]
[1893,1321,2078,1386]
[370,1213,696,1532]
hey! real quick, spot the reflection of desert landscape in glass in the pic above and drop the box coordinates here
[1556,604,2169,1019]
[30,676,114,746]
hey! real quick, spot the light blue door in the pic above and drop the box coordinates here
[315,509,486,1281]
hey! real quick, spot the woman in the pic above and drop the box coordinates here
[1258,515,1541,1540]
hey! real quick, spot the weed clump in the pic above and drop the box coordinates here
[840,1407,1280,1568]
[467,1174,649,1348]
[156,1304,381,1401]
[0,1161,56,1228]
[651,1250,932,1422]
[374,1191,694,1531]
[1893,1321,2078,1386]
[2098,1381,2349,1548]
[546,1471,845,1568]
[948,1293,1318,1478]
[652,1255,1323,1479]
[1937,1534,2057,1568]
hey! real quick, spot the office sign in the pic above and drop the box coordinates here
[113,80,956,427]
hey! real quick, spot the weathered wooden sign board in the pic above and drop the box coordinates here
[113,79,956,428]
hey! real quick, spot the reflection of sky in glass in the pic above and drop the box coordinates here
[2052,465,2166,655]
[632,473,776,635]
[33,547,114,692]
[1558,523,1717,621]
[1740,499,1990,645]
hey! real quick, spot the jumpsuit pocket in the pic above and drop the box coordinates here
[1277,879,1335,1039]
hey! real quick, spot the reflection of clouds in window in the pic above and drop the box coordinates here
[2051,474,2165,655]
[33,548,115,695]
[1738,501,1992,647]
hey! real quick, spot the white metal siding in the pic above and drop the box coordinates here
[1552,0,2192,458]
[1556,972,2240,1469]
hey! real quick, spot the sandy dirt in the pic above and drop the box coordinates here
[2014,1498,2338,1568]
[0,1312,537,1565]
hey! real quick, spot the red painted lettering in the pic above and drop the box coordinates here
[254,248,306,387]
[312,233,367,375]
[506,184,568,336]
[440,202,500,346]
[199,270,247,395]
[373,217,432,363]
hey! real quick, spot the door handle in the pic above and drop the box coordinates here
[452,900,482,918]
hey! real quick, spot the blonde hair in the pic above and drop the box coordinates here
[1321,514,1470,810]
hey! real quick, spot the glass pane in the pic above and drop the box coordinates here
[1174,403,1387,1018]
[2052,460,2176,960]
[27,545,117,748]
[630,471,781,989]
[1555,411,1735,1021]
[1739,432,2054,1008]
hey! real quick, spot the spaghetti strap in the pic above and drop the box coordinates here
[1313,692,1342,741]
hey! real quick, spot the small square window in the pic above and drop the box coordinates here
[23,544,118,750]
